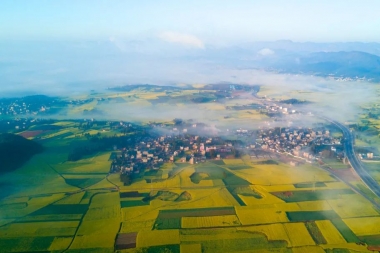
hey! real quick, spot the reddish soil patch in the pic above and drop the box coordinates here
[331,168,360,181]
[18,130,44,138]
[115,232,137,250]
[368,245,380,251]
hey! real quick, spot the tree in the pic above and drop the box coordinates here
[173,118,183,125]
[120,173,131,185]
[206,149,216,159]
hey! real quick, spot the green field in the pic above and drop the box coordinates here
[287,210,340,221]
[1,90,380,253]
[272,189,354,202]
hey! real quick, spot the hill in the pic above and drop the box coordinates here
[261,51,380,81]
[0,133,43,174]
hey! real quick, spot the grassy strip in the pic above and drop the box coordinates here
[358,235,380,246]
[31,204,88,215]
[120,200,149,208]
[287,210,340,221]
[330,219,360,243]
[294,182,326,188]
[153,218,181,230]
[305,221,327,244]
[272,189,354,202]
[158,206,235,219]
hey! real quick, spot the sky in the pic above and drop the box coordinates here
[1,0,380,97]
[1,0,380,45]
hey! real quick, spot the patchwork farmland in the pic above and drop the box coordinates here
[2,120,380,252]
[112,157,380,253]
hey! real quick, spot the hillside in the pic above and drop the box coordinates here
[0,133,43,174]
[269,51,380,81]
[298,51,380,77]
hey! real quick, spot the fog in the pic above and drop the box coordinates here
[1,40,379,128]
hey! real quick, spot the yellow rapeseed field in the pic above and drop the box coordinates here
[232,163,333,185]
[274,203,301,212]
[180,227,261,242]
[230,167,272,185]
[0,221,79,237]
[168,188,239,209]
[138,92,166,99]
[70,234,115,249]
[137,229,180,247]
[69,100,98,114]
[1,193,66,219]
[235,206,288,225]
[297,200,332,211]
[87,177,116,190]
[120,219,156,233]
[238,223,291,246]
[77,218,120,236]
[260,184,296,192]
[343,217,380,236]
[182,215,240,228]
[324,182,350,189]
[292,246,325,253]
[55,192,85,205]
[62,153,111,174]
[223,159,245,165]
[283,223,315,247]
[328,194,379,218]
[121,206,159,223]
[89,192,119,208]
[48,237,73,251]
[179,167,214,188]
[180,244,202,253]
[315,220,346,244]
[320,243,373,252]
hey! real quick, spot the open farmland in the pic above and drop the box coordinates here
[2,114,380,252]
[114,156,380,252]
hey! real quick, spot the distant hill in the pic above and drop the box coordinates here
[0,133,43,174]
[109,84,185,92]
[263,51,380,81]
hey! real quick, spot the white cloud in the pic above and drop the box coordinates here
[109,36,126,52]
[159,31,205,49]
[258,48,275,56]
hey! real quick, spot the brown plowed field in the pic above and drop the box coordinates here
[115,232,138,250]
[19,130,44,138]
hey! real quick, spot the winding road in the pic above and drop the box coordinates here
[324,118,380,198]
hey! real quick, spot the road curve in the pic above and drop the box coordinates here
[324,117,380,198]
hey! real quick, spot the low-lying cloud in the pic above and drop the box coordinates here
[258,48,275,56]
[159,31,205,49]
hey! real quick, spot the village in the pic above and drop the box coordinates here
[110,121,346,185]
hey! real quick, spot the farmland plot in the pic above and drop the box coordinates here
[238,223,291,246]
[181,215,240,228]
[343,217,380,236]
[283,223,315,247]
[315,220,346,244]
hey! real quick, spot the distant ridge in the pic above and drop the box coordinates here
[272,51,380,81]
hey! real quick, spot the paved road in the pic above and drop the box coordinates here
[251,94,380,198]
[326,118,380,198]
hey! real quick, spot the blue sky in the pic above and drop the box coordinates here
[1,0,380,44]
